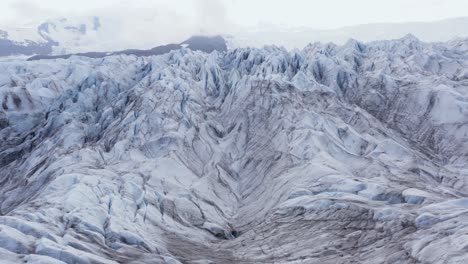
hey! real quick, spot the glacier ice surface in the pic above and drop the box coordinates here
[1,36,468,263]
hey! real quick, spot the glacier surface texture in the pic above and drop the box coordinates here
[1,36,468,263]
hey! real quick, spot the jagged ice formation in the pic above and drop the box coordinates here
[1,36,468,263]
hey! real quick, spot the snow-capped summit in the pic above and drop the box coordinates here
[0,16,110,57]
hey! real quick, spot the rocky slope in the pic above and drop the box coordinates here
[0,36,468,263]
[27,36,227,61]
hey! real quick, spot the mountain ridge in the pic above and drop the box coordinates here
[2,16,468,57]
[27,35,228,61]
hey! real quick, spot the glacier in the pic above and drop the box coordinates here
[1,35,468,263]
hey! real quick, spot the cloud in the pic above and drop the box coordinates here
[4,0,466,51]
[196,0,231,34]
[0,0,233,49]
[86,0,234,48]
[3,0,59,24]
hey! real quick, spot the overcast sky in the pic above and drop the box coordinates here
[1,0,467,49]
[1,0,468,29]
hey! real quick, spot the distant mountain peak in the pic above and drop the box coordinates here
[27,35,228,61]
[181,35,227,53]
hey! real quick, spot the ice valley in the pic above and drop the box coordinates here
[1,36,468,263]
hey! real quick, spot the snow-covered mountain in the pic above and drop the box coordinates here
[0,16,227,60]
[0,17,114,56]
[37,17,104,55]
[3,16,468,57]
[227,16,468,49]
[1,36,468,263]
